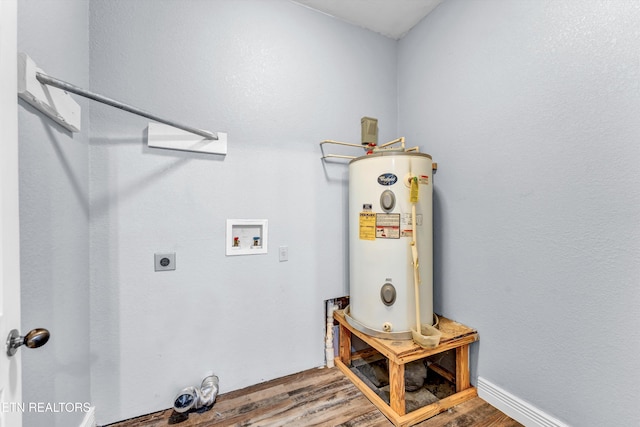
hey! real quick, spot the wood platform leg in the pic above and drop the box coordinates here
[455,344,470,392]
[339,323,352,366]
[389,360,406,416]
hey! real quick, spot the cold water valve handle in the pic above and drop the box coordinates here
[6,328,50,357]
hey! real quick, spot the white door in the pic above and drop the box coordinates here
[0,1,22,426]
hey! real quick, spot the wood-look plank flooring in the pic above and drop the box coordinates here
[106,367,522,427]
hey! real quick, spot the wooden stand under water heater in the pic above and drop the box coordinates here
[333,309,479,427]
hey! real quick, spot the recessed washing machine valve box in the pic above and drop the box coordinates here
[226,219,268,256]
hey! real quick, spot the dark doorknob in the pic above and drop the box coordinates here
[6,328,50,357]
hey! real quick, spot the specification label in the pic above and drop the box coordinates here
[400,213,423,237]
[376,213,401,239]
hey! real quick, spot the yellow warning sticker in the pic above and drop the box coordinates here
[359,212,376,240]
[410,177,419,203]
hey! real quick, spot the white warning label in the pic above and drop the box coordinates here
[400,213,423,237]
[376,213,401,239]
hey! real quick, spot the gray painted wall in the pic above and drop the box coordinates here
[88,0,397,424]
[398,1,640,426]
[17,1,91,427]
[16,1,639,426]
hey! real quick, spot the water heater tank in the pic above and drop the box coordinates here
[348,151,433,339]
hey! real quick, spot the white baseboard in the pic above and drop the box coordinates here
[79,406,96,427]
[477,377,569,427]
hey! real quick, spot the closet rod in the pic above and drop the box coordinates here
[35,72,217,140]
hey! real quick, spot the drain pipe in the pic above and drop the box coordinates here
[173,373,219,413]
[198,374,219,408]
[325,301,337,368]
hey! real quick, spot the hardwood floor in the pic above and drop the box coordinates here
[106,367,522,427]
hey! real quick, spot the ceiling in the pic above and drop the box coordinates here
[293,0,443,40]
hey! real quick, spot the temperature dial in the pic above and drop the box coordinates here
[380,190,395,212]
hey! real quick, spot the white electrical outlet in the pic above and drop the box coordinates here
[154,253,176,271]
[279,246,288,262]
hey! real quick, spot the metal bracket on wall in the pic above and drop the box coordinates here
[18,53,81,132]
[17,53,226,155]
[147,123,227,155]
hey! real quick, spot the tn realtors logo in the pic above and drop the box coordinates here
[0,402,91,413]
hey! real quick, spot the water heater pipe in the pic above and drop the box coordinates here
[411,202,422,335]
[377,137,404,149]
[409,176,442,348]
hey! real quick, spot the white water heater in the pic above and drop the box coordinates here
[348,151,433,339]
